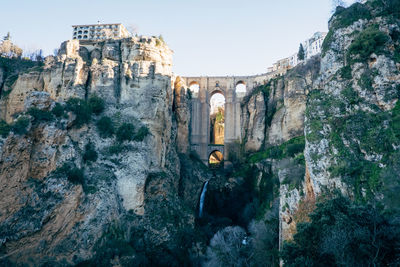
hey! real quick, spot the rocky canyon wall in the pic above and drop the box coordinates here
[0,37,195,266]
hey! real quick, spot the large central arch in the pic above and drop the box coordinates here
[184,77,251,164]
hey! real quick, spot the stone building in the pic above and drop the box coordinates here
[302,31,327,60]
[268,31,327,72]
[72,23,130,41]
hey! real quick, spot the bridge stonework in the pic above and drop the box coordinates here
[183,70,285,164]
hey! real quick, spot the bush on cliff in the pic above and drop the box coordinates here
[57,162,85,185]
[83,141,98,163]
[11,116,29,135]
[116,123,135,142]
[0,120,10,137]
[331,3,371,30]
[96,116,114,138]
[27,107,54,123]
[134,125,150,142]
[66,98,92,127]
[88,94,105,115]
[347,25,388,63]
[51,103,64,117]
[281,196,400,267]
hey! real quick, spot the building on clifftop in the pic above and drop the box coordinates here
[72,23,130,41]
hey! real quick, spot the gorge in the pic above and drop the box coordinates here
[0,0,400,266]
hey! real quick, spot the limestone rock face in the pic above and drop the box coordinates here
[267,76,308,145]
[241,58,319,153]
[305,14,400,197]
[173,76,190,154]
[241,91,266,152]
[0,38,191,266]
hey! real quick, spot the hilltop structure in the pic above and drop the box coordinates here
[268,31,327,72]
[72,23,130,41]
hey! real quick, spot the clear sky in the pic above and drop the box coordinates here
[0,0,356,76]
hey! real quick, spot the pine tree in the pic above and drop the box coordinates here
[297,43,305,61]
[3,32,10,41]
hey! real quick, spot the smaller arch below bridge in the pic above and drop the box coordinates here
[208,146,224,168]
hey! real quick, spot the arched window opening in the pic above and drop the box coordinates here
[209,150,223,168]
[210,92,225,145]
[189,81,200,96]
[236,81,246,97]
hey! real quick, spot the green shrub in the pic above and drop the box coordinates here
[88,94,105,115]
[134,126,150,142]
[248,136,305,163]
[339,65,352,80]
[96,116,114,138]
[66,98,92,127]
[391,101,400,139]
[57,163,85,184]
[107,143,126,155]
[0,120,10,138]
[341,87,360,104]
[347,25,388,63]
[28,107,54,122]
[83,141,98,163]
[286,143,305,157]
[116,123,135,142]
[12,117,30,135]
[373,0,400,18]
[358,71,374,91]
[321,30,334,56]
[281,196,399,267]
[51,103,64,117]
[330,3,371,30]
[394,46,400,63]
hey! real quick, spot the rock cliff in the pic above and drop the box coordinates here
[0,37,195,266]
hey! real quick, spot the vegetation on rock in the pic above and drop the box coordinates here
[116,123,135,142]
[96,116,114,138]
[83,141,98,163]
[281,195,400,267]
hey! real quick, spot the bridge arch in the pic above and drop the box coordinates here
[208,149,224,168]
[188,81,200,96]
[235,80,247,96]
[209,92,225,145]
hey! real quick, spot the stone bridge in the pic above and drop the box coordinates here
[183,69,285,164]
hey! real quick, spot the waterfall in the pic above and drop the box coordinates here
[199,181,209,218]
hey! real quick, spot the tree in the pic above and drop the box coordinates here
[281,196,400,267]
[3,32,10,41]
[331,0,347,13]
[35,49,43,62]
[204,226,250,267]
[297,43,305,61]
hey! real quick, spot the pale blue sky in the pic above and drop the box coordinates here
[0,0,356,76]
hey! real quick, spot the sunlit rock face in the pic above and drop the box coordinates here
[241,57,319,153]
[0,37,194,265]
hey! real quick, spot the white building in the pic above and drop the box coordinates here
[302,32,327,60]
[268,31,327,72]
[72,23,130,41]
